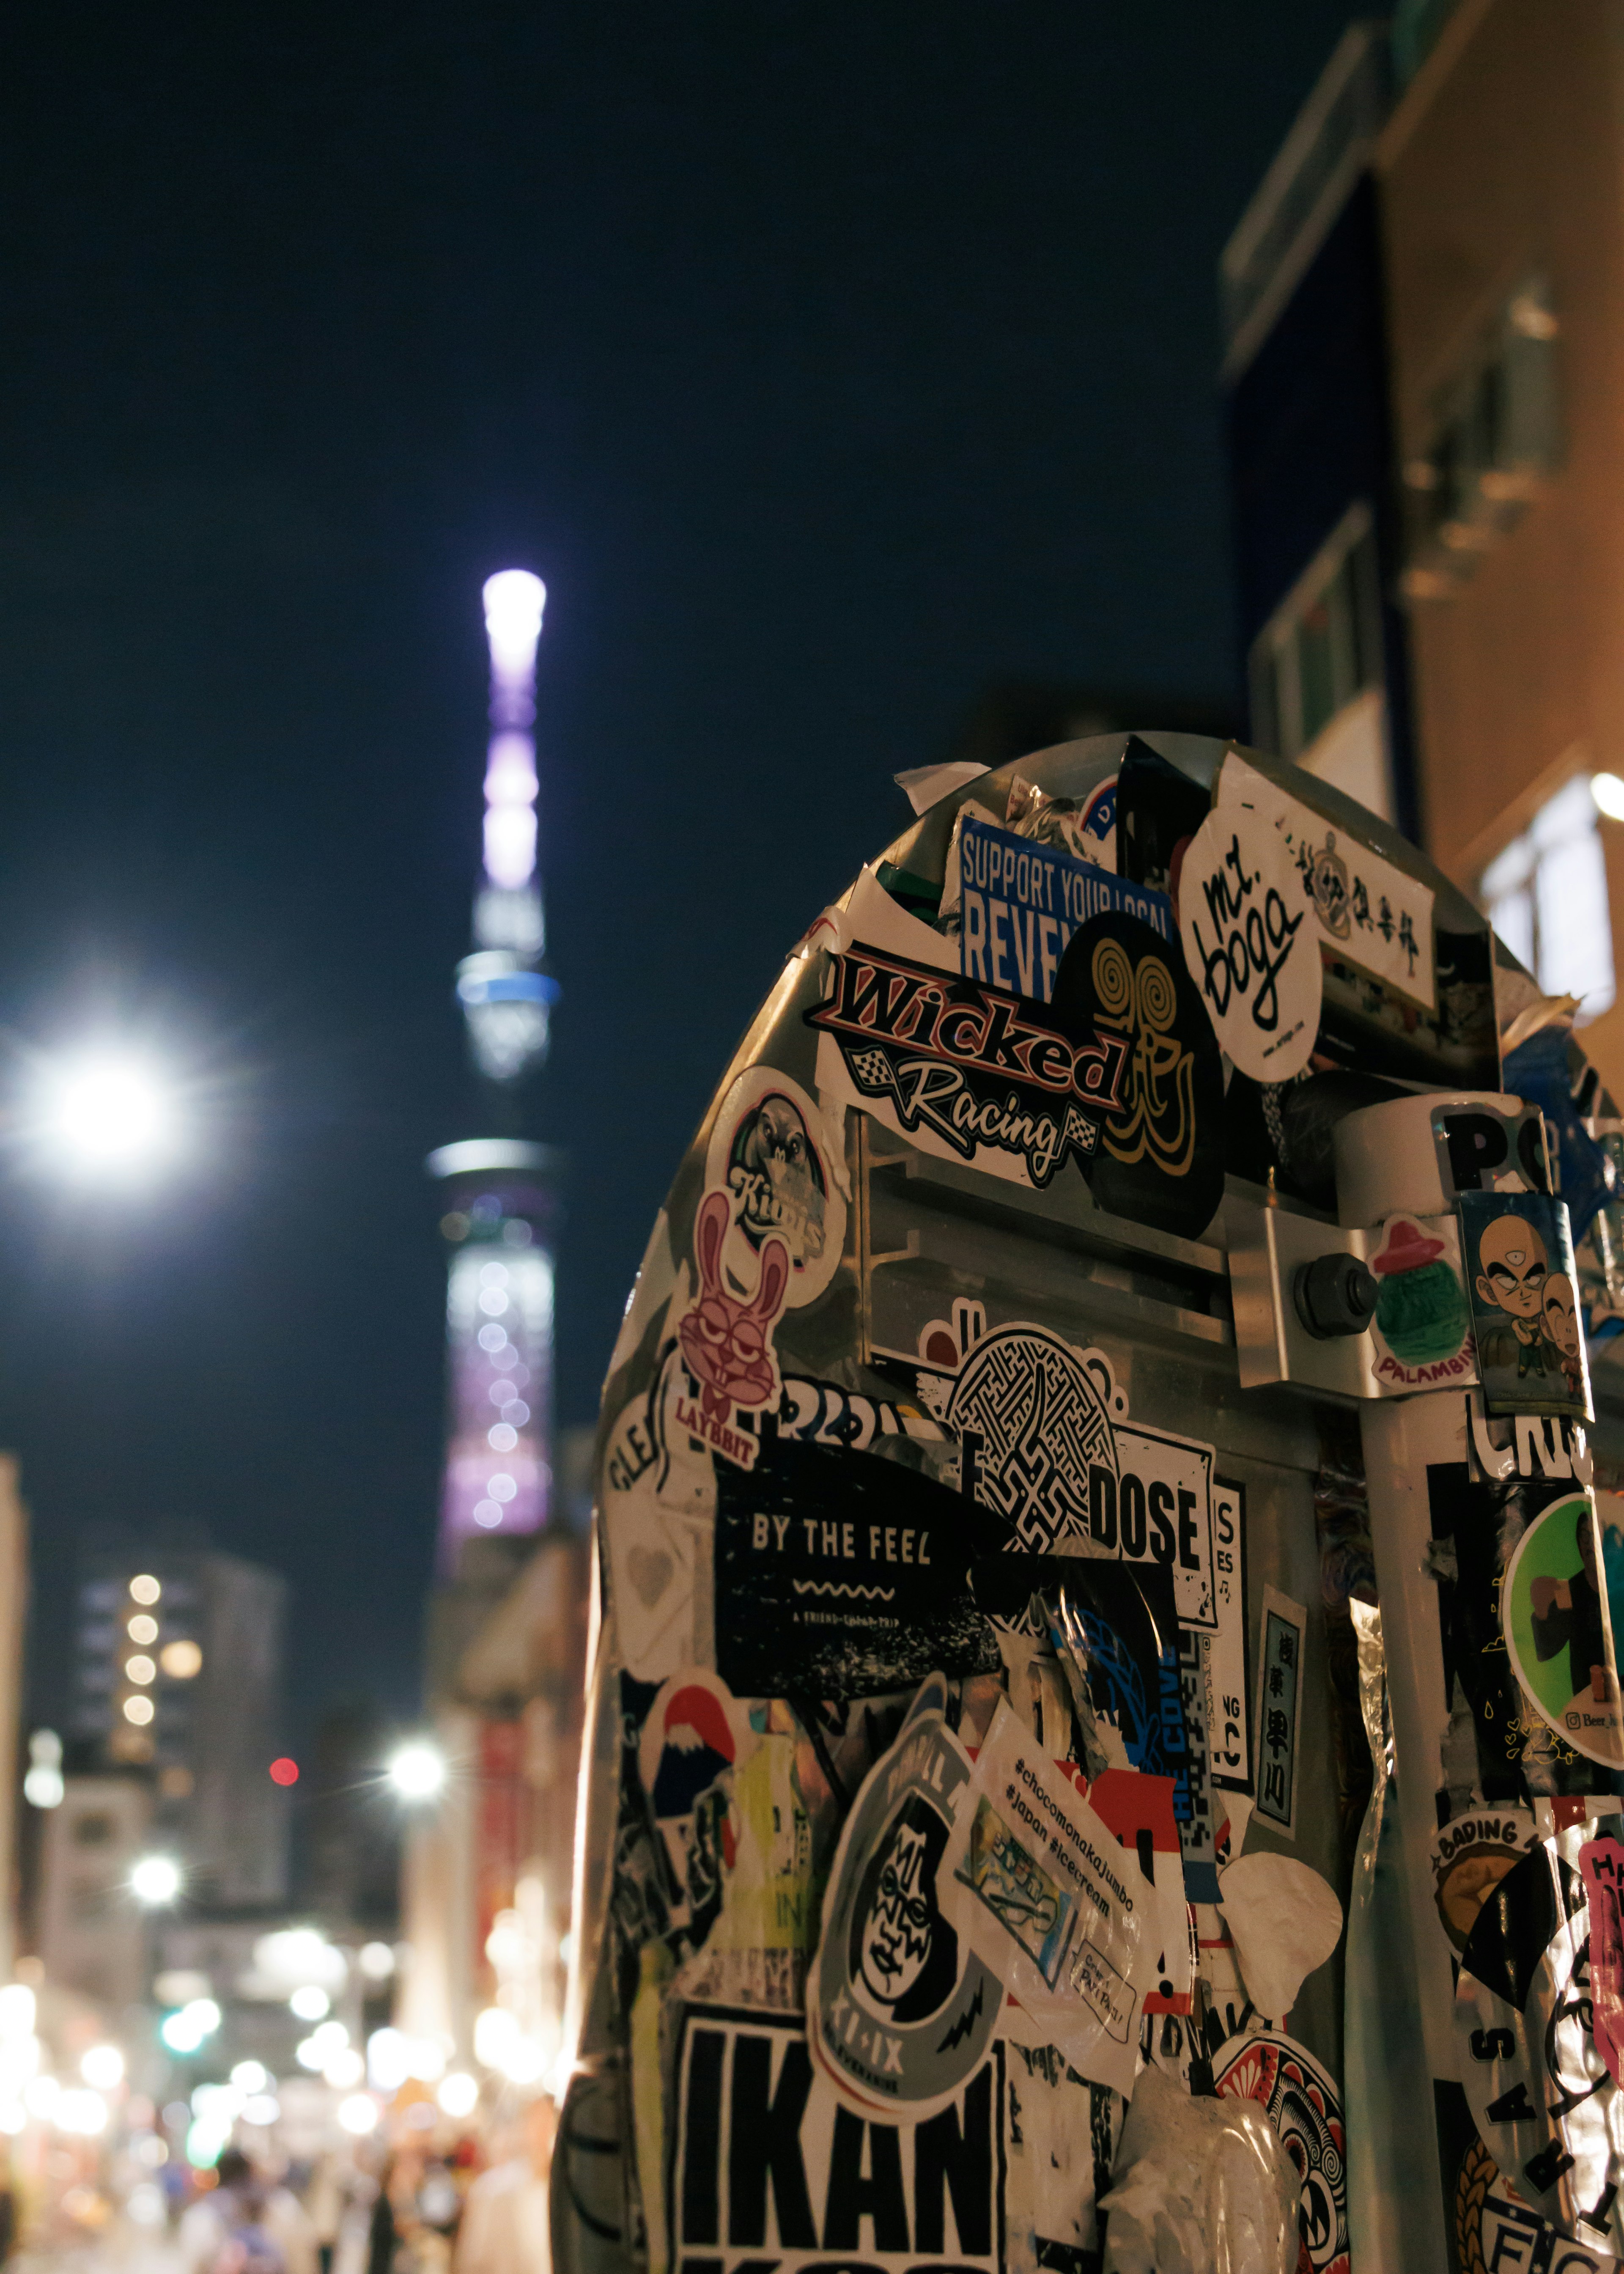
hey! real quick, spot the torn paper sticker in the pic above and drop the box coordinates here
[946,1696,1154,2098]
[1218,1853,1342,2024]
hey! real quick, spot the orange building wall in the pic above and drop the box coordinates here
[1377,0,1624,886]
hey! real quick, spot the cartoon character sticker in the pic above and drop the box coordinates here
[1502,1493,1624,1767]
[1459,1189,1593,1421]
[808,1672,1000,2117]
[675,1189,790,1469]
[1428,1809,1542,1956]
[1368,1213,1473,1391]
[702,1066,849,1309]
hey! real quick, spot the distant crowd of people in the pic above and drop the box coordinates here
[168,2099,558,2274]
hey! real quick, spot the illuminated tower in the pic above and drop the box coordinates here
[429,572,560,1575]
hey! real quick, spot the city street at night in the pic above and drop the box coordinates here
[1,6,1622,2274]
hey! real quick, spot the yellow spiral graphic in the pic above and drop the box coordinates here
[1134,955,1177,1034]
[1092,937,1133,1019]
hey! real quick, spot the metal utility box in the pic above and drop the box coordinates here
[557,732,1624,2274]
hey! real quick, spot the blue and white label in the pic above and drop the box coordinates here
[959,817,1174,1004]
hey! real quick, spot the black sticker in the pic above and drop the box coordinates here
[713,1440,1011,1699]
[1428,1460,1613,1805]
[806,939,1130,1188]
[1114,735,1211,897]
[1049,909,1224,1239]
[669,2002,1007,2274]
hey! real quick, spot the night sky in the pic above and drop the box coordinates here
[1,3,1360,1758]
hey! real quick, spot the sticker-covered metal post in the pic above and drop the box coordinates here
[1334,1088,1612,2257]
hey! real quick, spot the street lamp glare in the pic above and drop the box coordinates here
[45,1055,179,1175]
[130,1854,182,1907]
[387,1742,447,1802]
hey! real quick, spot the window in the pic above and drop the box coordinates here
[1480,776,1616,1020]
[1251,505,1384,766]
[1402,279,1561,600]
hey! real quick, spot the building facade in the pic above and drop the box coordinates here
[1224,0,1624,1086]
[67,1538,289,1909]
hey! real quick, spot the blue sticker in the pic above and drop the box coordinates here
[958,817,1173,1003]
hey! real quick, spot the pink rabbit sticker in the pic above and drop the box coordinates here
[675,1189,790,1468]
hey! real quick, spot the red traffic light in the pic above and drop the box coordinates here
[269,1758,299,1787]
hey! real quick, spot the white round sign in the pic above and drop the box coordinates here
[1178,804,1321,1082]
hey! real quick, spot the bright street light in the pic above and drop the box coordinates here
[387,1742,446,1802]
[130,1854,182,1907]
[41,1053,181,1178]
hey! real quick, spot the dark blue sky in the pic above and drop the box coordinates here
[0,2,1358,1745]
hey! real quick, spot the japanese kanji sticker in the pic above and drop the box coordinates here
[1217,751,1436,1012]
[1254,1585,1307,1839]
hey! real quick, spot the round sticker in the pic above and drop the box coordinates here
[1455,1825,1624,2248]
[1050,909,1224,1238]
[1212,2029,1348,2274]
[1430,1809,1542,1956]
[1503,1494,1624,1766]
[703,1066,848,1308]
[1178,802,1322,1083]
[808,1673,1000,2116]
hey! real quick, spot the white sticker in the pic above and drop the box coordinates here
[703,1066,848,1310]
[1204,1479,1251,1793]
[1218,752,1435,1011]
[948,1698,1155,2099]
[1178,802,1321,1082]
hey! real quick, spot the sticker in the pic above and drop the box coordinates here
[947,1697,1153,2098]
[1429,1460,1616,1804]
[1178,799,1321,1084]
[1454,2137,1619,2274]
[1079,774,1116,869]
[703,1067,849,1309]
[1504,1027,1614,1244]
[1217,750,1437,1011]
[1254,1586,1306,1839]
[670,2003,1005,2274]
[1460,1189,1592,1422]
[946,1322,1119,1549]
[711,1439,1010,1700]
[957,816,1173,1004]
[1049,909,1225,1239]
[1205,1478,1251,1793]
[1502,1493,1624,1768]
[1006,769,1117,871]
[1115,735,1210,897]
[1212,2030,1350,2274]
[1369,1214,1473,1388]
[1429,1810,1542,1956]
[807,940,1129,1191]
[1175,1626,1221,1903]
[943,1324,1219,1631]
[807,1674,1001,2115]
[1455,1825,1624,2248]
[1002,2040,1118,2274]
[1579,1835,1624,2086]
[1217,1854,1341,2024]
[971,1556,1189,1797]
[602,1350,715,1683]
[639,1672,754,1939]
[1433,1099,1550,1200]
[676,1189,791,1469]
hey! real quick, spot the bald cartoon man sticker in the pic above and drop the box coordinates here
[1459,1190,1591,1420]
